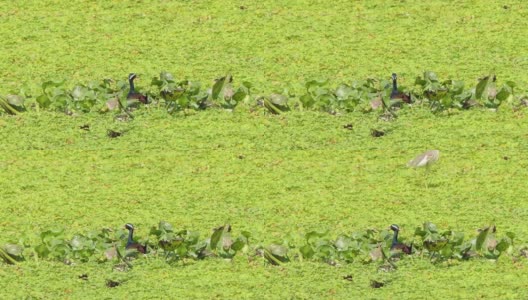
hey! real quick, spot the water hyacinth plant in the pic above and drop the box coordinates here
[1,222,518,267]
[0,72,525,116]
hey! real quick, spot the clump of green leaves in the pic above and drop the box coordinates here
[149,72,252,114]
[1,72,526,116]
[0,222,521,267]
[148,221,251,263]
[414,222,514,261]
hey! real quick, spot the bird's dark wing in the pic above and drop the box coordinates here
[127,92,148,104]
[391,243,412,254]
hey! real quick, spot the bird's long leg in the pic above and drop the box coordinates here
[414,169,420,187]
[425,164,431,189]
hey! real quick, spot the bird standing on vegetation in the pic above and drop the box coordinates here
[389,224,413,254]
[408,150,440,188]
[127,73,148,104]
[125,223,147,254]
[407,150,440,168]
[390,73,411,103]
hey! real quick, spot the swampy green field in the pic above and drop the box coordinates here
[2,110,528,298]
[2,0,528,299]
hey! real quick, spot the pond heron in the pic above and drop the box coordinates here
[407,150,440,168]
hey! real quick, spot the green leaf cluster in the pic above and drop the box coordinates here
[0,222,520,267]
[1,72,527,116]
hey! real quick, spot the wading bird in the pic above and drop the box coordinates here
[125,223,147,254]
[389,224,413,254]
[127,73,148,104]
[407,150,440,169]
[390,73,411,103]
[407,150,440,188]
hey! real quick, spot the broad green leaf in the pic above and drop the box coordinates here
[495,85,512,102]
[35,244,50,258]
[212,76,230,100]
[242,81,252,90]
[440,245,453,258]
[424,71,438,82]
[41,228,64,242]
[70,235,84,250]
[176,95,189,108]
[335,236,350,251]
[6,95,24,107]
[269,94,288,106]
[475,76,490,100]
[496,238,511,252]
[316,245,336,258]
[451,80,465,94]
[268,244,288,258]
[335,84,353,100]
[210,226,224,249]
[0,248,18,264]
[160,71,175,82]
[299,94,315,108]
[42,80,66,93]
[451,232,465,245]
[3,244,23,257]
[232,90,247,102]
[241,231,251,240]
[0,97,19,115]
[159,221,174,232]
[475,227,491,251]
[300,244,314,258]
[305,231,328,244]
[231,236,248,252]
[36,94,51,108]
[71,86,85,100]
[305,79,328,92]
[423,222,438,233]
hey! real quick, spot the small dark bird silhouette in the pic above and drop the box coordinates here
[390,73,411,103]
[125,223,147,254]
[127,73,148,104]
[389,224,413,254]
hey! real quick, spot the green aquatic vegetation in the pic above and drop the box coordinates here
[2,109,528,298]
[1,71,526,116]
[2,222,517,268]
[2,0,528,297]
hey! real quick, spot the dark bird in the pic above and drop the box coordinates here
[127,73,148,104]
[106,279,120,288]
[389,224,413,254]
[107,129,122,138]
[370,280,385,288]
[124,223,147,254]
[390,73,411,103]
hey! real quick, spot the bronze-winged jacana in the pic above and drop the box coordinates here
[390,73,411,103]
[125,223,147,254]
[389,224,412,254]
[127,73,148,104]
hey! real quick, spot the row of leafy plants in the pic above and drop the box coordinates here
[1,72,526,117]
[1,222,524,269]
